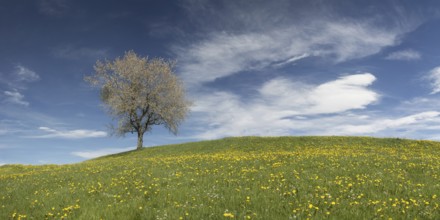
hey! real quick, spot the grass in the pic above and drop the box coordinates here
[1,136,440,219]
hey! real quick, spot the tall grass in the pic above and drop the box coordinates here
[1,136,439,219]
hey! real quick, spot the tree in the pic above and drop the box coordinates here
[85,51,191,150]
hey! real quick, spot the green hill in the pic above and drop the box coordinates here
[1,136,440,219]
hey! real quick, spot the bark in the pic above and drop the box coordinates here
[137,132,143,150]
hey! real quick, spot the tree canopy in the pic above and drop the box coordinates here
[85,51,191,149]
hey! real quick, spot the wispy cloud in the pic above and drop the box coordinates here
[175,1,421,85]
[33,127,107,139]
[3,90,29,106]
[273,53,309,67]
[177,21,404,85]
[191,73,379,139]
[71,147,134,159]
[0,65,40,89]
[188,72,440,138]
[1,65,40,107]
[425,66,440,94]
[385,49,421,61]
[15,65,40,82]
[161,1,440,143]
[331,111,440,135]
[191,97,440,139]
[174,1,432,140]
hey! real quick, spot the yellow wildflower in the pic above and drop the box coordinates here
[223,212,234,218]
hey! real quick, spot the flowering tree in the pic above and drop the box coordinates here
[85,51,191,150]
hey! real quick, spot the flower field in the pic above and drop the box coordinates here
[1,136,440,219]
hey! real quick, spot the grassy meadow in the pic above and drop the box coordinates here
[1,136,440,219]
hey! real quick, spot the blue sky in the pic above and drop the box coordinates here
[2,0,440,165]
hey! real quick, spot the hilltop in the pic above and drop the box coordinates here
[1,136,440,219]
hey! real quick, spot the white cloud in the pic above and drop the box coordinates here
[426,66,440,94]
[319,21,399,62]
[177,21,403,85]
[260,73,378,115]
[0,65,39,89]
[0,163,5,166]
[187,73,440,139]
[191,73,379,139]
[71,147,134,159]
[385,49,421,60]
[34,126,107,139]
[3,90,29,106]
[400,97,440,114]
[15,65,40,82]
[273,53,309,67]
[331,111,440,134]
[1,65,39,106]
[175,0,423,86]
[175,2,431,140]
[190,91,440,139]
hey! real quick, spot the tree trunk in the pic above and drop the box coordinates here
[137,132,143,150]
